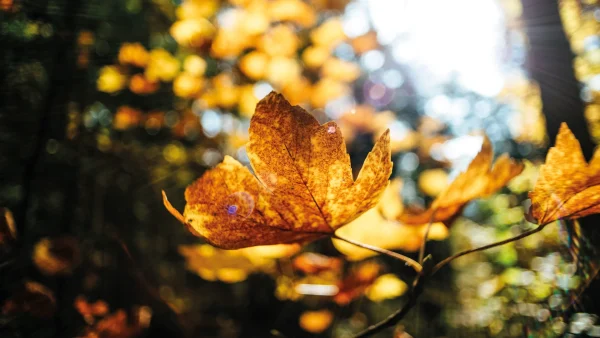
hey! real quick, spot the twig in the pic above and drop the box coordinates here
[418,209,437,264]
[332,234,422,273]
[353,274,425,337]
[431,223,548,275]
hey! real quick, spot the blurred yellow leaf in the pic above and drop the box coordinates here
[321,58,361,83]
[211,28,254,59]
[366,274,408,302]
[129,74,159,95]
[310,17,346,49]
[118,42,149,68]
[170,18,216,48]
[239,51,269,80]
[113,106,143,130]
[258,24,299,57]
[145,49,180,82]
[183,55,207,76]
[269,0,316,28]
[302,45,330,69]
[418,169,449,197]
[310,77,349,108]
[176,0,219,19]
[173,72,205,98]
[400,134,523,225]
[33,237,80,276]
[238,85,260,118]
[179,243,298,283]
[240,4,270,35]
[299,310,334,333]
[97,66,127,93]
[266,56,302,87]
[351,31,379,54]
[281,76,312,106]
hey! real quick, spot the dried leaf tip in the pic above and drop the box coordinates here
[529,123,600,225]
[162,190,185,224]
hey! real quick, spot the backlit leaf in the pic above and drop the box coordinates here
[529,123,600,225]
[164,92,392,249]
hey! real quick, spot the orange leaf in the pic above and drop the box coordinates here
[292,252,343,275]
[164,92,392,249]
[529,123,600,225]
[299,309,334,333]
[400,135,523,225]
[333,262,381,305]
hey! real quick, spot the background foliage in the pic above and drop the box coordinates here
[1,0,600,337]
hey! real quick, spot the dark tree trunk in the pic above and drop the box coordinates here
[522,0,600,317]
[521,0,595,158]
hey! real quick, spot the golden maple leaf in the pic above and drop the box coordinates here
[529,123,600,225]
[163,92,392,249]
[400,135,524,225]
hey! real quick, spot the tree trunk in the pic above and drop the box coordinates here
[522,0,595,157]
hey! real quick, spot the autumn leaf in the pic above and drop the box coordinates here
[164,91,392,249]
[400,134,523,225]
[529,123,600,225]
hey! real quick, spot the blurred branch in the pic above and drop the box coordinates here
[332,234,422,273]
[418,209,437,264]
[353,221,549,337]
[431,223,548,275]
[352,273,425,338]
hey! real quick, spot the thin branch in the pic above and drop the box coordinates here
[332,234,422,273]
[418,209,437,264]
[354,290,417,337]
[432,223,548,275]
[353,274,425,338]
[353,222,550,337]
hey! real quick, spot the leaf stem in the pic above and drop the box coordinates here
[418,209,437,264]
[431,223,548,275]
[332,234,422,273]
